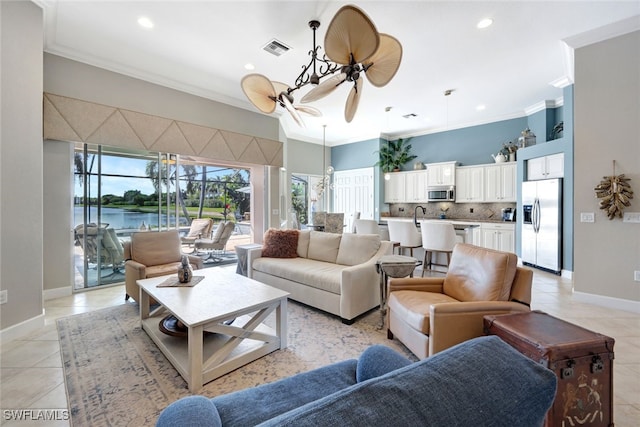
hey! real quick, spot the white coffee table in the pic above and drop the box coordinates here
[138,267,289,392]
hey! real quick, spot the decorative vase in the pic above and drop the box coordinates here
[177,255,192,283]
[439,213,446,219]
[509,152,516,162]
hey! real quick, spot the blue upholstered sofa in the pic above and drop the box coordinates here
[156,336,556,426]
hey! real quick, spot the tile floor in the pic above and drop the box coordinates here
[1,268,639,426]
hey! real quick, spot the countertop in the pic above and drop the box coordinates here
[380,217,516,227]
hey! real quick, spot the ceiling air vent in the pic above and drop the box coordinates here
[263,39,291,57]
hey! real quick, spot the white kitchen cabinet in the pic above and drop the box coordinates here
[384,172,406,203]
[480,223,515,253]
[455,166,484,202]
[527,153,564,180]
[484,163,516,202]
[426,161,456,186]
[405,170,428,202]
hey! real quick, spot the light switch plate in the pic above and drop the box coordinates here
[580,212,595,223]
[0,290,7,305]
[623,212,640,223]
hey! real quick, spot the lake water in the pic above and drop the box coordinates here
[74,206,188,230]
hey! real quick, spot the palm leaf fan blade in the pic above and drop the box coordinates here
[301,73,346,103]
[345,78,363,123]
[324,5,379,65]
[363,34,403,87]
[281,94,305,127]
[241,74,277,114]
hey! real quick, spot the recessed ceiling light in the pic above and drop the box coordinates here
[244,63,255,71]
[477,18,493,29]
[137,16,154,29]
[476,104,486,111]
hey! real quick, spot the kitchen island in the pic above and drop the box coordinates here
[380,217,515,253]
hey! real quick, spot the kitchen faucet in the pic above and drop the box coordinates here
[414,205,426,228]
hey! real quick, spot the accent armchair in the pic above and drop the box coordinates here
[387,243,532,359]
[124,230,203,302]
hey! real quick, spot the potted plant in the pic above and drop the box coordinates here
[374,138,418,173]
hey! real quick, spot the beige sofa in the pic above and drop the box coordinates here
[249,230,393,324]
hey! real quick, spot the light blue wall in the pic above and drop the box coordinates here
[405,118,529,168]
[328,89,574,271]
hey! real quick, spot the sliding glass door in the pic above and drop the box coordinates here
[73,144,176,289]
[73,144,251,290]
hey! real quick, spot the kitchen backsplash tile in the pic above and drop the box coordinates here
[385,202,516,222]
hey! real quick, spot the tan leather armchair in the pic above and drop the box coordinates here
[124,230,204,302]
[387,243,532,359]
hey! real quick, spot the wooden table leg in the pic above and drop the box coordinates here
[187,324,204,392]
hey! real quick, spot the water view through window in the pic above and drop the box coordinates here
[73,144,250,290]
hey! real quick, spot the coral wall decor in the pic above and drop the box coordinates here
[594,161,634,220]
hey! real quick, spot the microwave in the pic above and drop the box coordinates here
[427,186,455,202]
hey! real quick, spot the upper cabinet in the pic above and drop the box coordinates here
[527,153,564,180]
[384,172,405,203]
[426,161,456,186]
[455,166,484,203]
[405,170,429,202]
[484,163,517,202]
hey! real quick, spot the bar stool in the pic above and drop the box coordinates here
[387,220,422,257]
[353,219,380,235]
[419,220,457,276]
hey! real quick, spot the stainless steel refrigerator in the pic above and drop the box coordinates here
[521,178,562,274]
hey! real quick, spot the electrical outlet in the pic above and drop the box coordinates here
[580,212,595,223]
[623,212,640,223]
[0,290,7,305]
[635,271,640,282]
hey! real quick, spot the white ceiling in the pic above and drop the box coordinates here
[39,1,640,146]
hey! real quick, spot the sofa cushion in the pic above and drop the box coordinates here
[145,262,183,279]
[259,336,557,427]
[443,243,517,302]
[356,345,412,382]
[185,218,212,238]
[297,229,311,258]
[262,229,299,258]
[131,230,181,266]
[387,290,458,334]
[307,231,341,263]
[253,257,344,294]
[336,233,381,266]
[212,359,357,426]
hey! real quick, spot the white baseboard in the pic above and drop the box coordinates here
[0,311,46,344]
[561,269,573,280]
[573,291,640,314]
[44,286,72,301]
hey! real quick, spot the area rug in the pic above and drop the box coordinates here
[57,299,414,426]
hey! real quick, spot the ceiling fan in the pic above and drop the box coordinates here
[241,4,402,126]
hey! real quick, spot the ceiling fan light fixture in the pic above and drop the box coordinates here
[241,4,401,126]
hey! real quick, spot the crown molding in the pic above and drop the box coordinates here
[563,15,640,49]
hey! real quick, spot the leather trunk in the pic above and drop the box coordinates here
[484,311,614,427]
